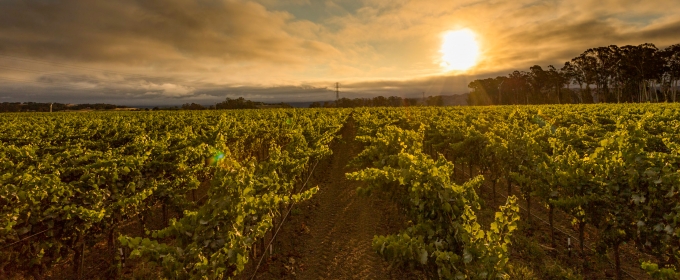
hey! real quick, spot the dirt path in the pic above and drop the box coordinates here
[241,117,420,280]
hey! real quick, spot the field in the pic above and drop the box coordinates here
[2,104,680,279]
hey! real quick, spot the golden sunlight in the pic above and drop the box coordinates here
[440,29,480,72]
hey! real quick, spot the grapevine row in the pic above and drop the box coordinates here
[350,104,680,279]
[347,110,520,279]
[0,109,349,278]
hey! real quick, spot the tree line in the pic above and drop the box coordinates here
[0,102,125,112]
[0,98,292,112]
[174,97,290,110]
[467,43,680,105]
[309,95,446,108]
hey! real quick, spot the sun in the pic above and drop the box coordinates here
[440,29,480,72]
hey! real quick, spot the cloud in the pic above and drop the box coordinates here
[1,0,345,67]
[470,0,680,70]
[1,0,679,105]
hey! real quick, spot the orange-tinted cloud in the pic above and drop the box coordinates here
[1,0,679,104]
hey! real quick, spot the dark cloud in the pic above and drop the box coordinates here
[1,0,680,105]
[0,74,476,106]
[0,82,336,106]
[632,19,680,45]
[194,85,333,99]
[0,0,331,65]
[485,14,680,73]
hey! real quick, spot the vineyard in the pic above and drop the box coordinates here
[2,104,680,279]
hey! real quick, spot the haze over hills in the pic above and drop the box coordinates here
[0,93,469,112]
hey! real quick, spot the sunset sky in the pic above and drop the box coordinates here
[1,0,679,106]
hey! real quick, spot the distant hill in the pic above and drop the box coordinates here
[286,93,469,108]
[286,101,329,108]
[3,93,470,112]
[0,102,129,112]
[441,93,468,106]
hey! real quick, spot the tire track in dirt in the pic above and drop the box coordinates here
[243,116,421,280]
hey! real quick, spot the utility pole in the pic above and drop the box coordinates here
[50,103,53,113]
[335,82,339,100]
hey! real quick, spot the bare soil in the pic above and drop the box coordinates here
[239,117,423,280]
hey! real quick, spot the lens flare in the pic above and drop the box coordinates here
[206,151,226,166]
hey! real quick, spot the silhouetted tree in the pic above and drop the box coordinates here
[215,97,259,109]
[466,42,680,105]
[309,102,322,108]
[181,103,205,110]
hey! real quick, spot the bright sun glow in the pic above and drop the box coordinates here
[440,29,480,72]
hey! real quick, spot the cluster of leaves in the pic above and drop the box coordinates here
[353,104,680,279]
[348,112,520,279]
[446,106,680,279]
[0,109,350,278]
[641,261,680,280]
[119,146,318,278]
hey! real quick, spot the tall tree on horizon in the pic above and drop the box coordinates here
[466,41,680,106]
[560,62,579,103]
[571,54,598,103]
[660,44,680,102]
[529,65,548,104]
